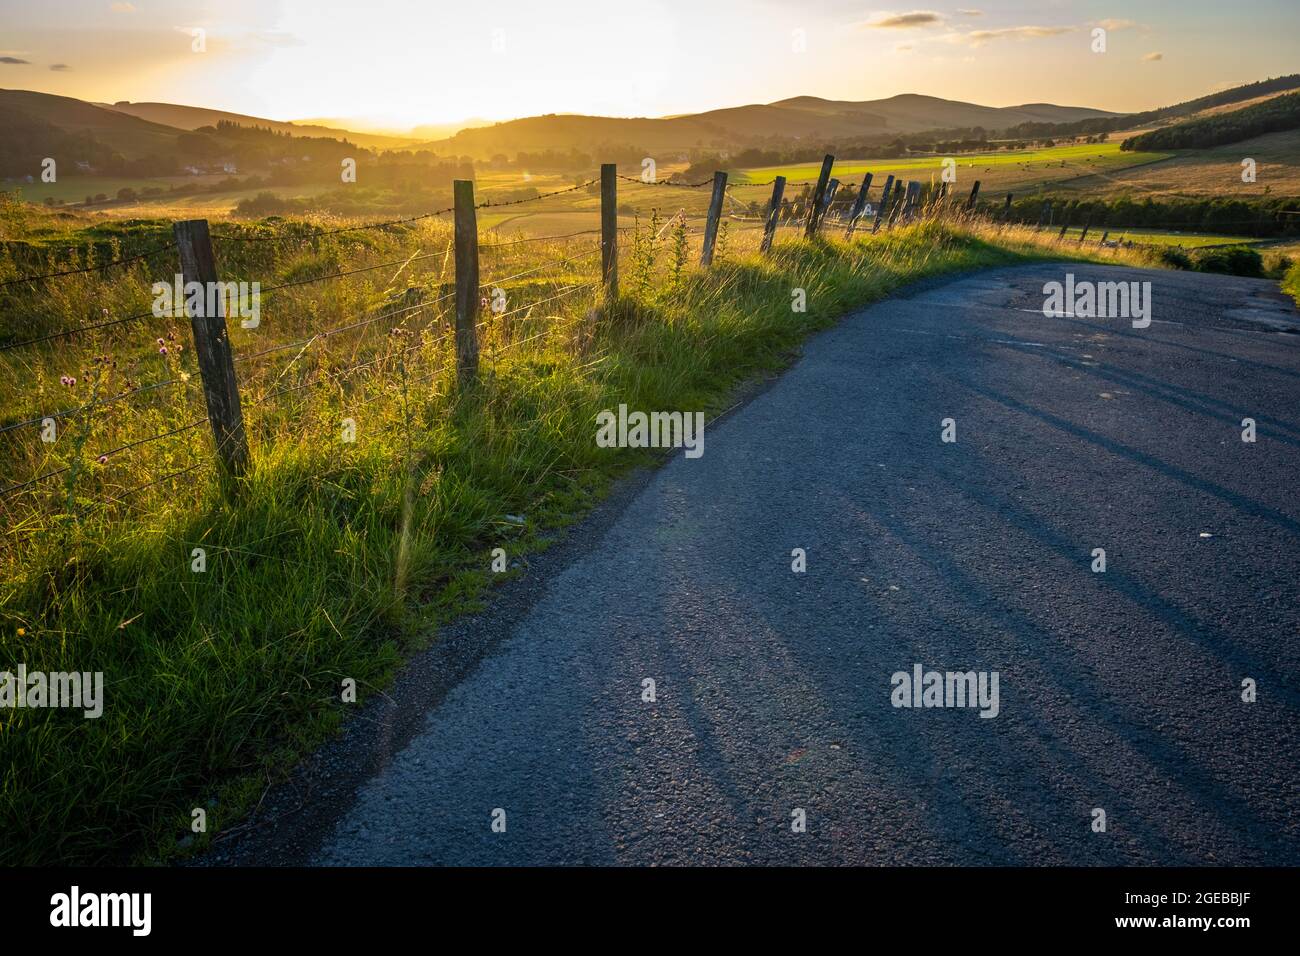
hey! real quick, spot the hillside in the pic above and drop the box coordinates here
[1122,92,1300,151]
[768,94,1113,133]
[422,94,1116,157]
[0,88,184,159]
[101,101,419,150]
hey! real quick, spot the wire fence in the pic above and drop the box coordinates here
[2,158,1296,524]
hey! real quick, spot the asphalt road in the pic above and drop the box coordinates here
[219,263,1300,866]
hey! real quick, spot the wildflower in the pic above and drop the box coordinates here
[15,628,24,637]
[159,346,168,355]
[97,455,108,465]
[157,337,165,346]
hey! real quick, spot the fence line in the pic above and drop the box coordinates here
[3,153,1297,511]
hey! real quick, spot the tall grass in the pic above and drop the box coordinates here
[0,197,1168,864]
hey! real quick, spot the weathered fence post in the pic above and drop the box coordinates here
[967,180,981,211]
[1099,230,1110,246]
[844,172,873,238]
[1057,217,1070,241]
[872,174,895,234]
[1077,217,1092,244]
[805,154,834,237]
[903,181,921,222]
[600,163,617,299]
[453,179,480,387]
[760,176,786,254]
[1003,193,1013,221]
[816,178,840,233]
[1035,201,1051,232]
[700,170,728,266]
[173,218,249,479]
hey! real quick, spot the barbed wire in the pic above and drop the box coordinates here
[0,242,176,290]
[480,245,602,289]
[0,245,451,354]
[209,179,599,245]
[0,376,186,437]
[0,417,207,500]
[0,306,161,353]
[617,175,714,188]
[99,457,213,510]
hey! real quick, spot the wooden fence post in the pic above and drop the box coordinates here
[173,218,249,479]
[1003,193,1013,221]
[816,178,840,233]
[600,163,618,299]
[872,174,895,234]
[844,172,873,238]
[967,180,981,211]
[1099,230,1110,246]
[903,181,921,222]
[1057,217,1070,241]
[453,179,480,387]
[805,154,834,237]
[1035,201,1051,232]
[1078,217,1092,244]
[700,170,728,266]
[760,176,786,254]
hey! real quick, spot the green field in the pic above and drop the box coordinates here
[731,142,1174,195]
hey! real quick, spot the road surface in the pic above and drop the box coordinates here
[206,263,1300,866]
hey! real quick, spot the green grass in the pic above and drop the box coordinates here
[1054,226,1263,248]
[731,142,1173,194]
[0,197,1171,865]
[1282,259,1300,305]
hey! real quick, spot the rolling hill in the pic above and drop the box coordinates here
[100,101,419,150]
[0,88,184,159]
[420,94,1117,157]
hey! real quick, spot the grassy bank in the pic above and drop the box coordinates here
[1,201,1167,864]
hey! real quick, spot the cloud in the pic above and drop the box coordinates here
[0,56,30,65]
[110,2,136,12]
[49,63,70,71]
[865,10,945,29]
[1096,18,1136,30]
[943,25,1075,46]
[1143,51,1163,61]
[956,8,983,15]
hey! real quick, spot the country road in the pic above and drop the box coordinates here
[205,263,1300,867]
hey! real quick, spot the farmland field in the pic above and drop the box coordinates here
[1052,128,1300,198]
[732,142,1174,196]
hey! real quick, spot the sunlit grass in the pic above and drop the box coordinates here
[0,196,1170,864]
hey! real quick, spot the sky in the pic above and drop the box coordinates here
[1,0,1297,131]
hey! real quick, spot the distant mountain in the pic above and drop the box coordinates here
[99,101,419,150]
[419,93,1116,156]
